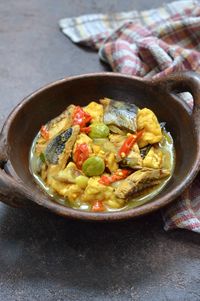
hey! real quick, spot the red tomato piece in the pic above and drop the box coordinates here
[91,200,104,212]
[73,143,89,169]
[80,126,91,134]
[99,175,112,185]
[99,169,130,185]
[118,130,144,158]
[73,106,92,128]
[40,125,49,140]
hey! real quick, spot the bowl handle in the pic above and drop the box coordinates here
[0,133,32,207]
[151,71,200,131]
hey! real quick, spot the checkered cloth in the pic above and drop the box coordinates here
[59,0,200,233]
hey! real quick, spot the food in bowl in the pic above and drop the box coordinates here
[30,98,174,212]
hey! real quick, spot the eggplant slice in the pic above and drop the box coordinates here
[115,168,170,199]
[101,98,138,132]
[35,104,76,156]
[45,125,80,169]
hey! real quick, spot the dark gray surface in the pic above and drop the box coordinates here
[0,1,199,300]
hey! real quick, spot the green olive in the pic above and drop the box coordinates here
[75,175,89,188]
[89,123,110,139]
[82,156,105,176]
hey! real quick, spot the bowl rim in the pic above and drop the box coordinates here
[1,71,200,221]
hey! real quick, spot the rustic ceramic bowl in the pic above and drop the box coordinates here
[0,71,200,221]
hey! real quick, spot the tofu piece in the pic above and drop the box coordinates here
[81,177,125,209]
[137,108,162,148]
[54,162,82,183]
[81,177,114,202]
[64,184,83,202]
[143,147,163,169]
[84,101,103,122]
[106,152,119,172]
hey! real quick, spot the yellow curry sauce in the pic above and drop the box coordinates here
[30,98,175,212]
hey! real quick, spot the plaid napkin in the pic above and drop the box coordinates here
[59,0,200,233]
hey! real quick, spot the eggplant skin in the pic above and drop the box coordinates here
[103,99,138,132]
[115,168,170,199]
[45,128,72,164]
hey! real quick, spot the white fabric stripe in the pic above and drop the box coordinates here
[59,1,199,42]
[111,48,138,59]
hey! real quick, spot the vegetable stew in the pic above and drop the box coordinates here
[30,98,175,212]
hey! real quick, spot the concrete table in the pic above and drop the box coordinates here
[0,1,199,300]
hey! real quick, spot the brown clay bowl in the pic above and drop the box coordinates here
[0,71,200,221]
